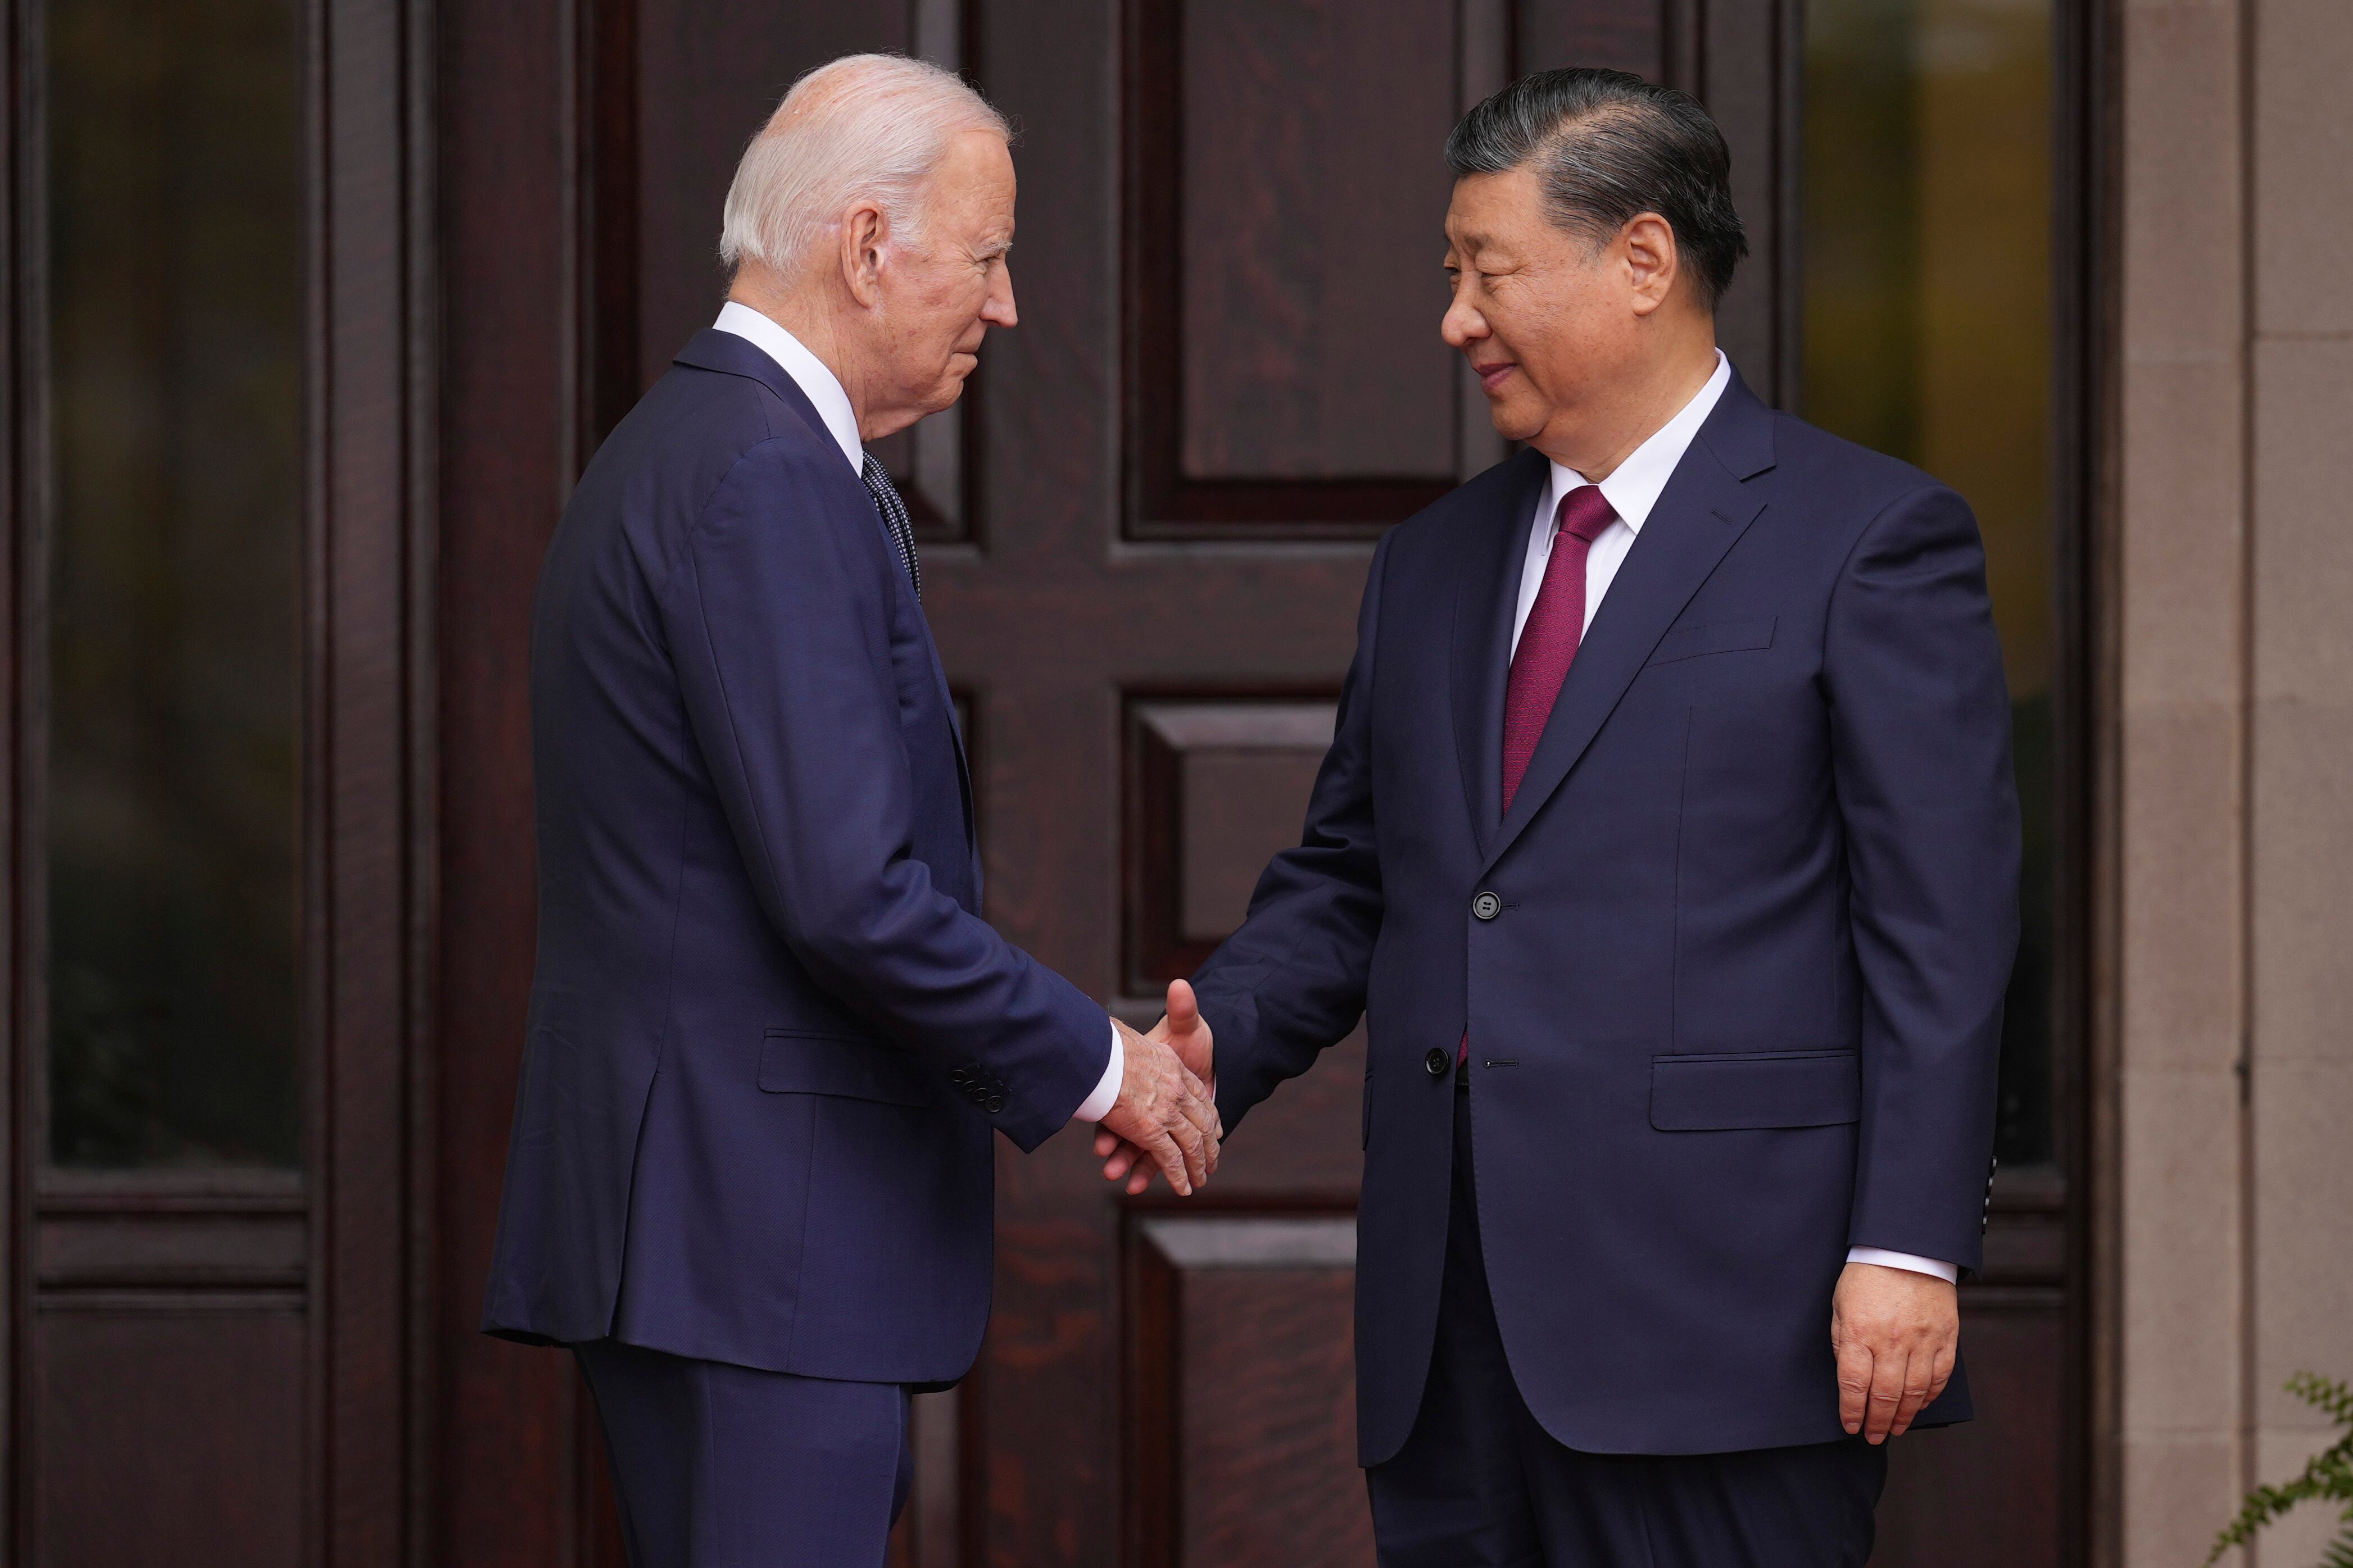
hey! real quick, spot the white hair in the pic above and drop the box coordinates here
[719,54,1009,275]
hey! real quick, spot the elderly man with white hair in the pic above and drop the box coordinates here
[479,54,1219,1566]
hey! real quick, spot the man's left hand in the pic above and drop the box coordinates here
[1831,1261,1958,1443]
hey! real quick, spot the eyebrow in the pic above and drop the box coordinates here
[974,236,1014,260]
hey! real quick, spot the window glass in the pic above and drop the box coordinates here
[1804,0,2057,1164]
[46,0,303,1168]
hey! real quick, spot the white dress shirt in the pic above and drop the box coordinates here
[713,303,1126,1125]
[1508,350,1957,1287]
[1511,350,1730,655]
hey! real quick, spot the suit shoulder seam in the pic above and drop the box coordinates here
[1822,481,1966,649]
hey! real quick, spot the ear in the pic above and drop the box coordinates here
[838,199,890,309]
[1620,212,1680,316]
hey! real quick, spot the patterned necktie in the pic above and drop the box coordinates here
[1500,484,1617,812]
[860,454,922,601]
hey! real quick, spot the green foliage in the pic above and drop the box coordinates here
[2209,1374,2353,1566]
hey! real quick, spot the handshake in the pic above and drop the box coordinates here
[1093,979,1221,1197]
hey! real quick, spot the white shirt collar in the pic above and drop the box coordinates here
[1542,348,1732,535]
[712,301,865,475]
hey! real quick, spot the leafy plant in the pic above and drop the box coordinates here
[2208,1374,2353,1567]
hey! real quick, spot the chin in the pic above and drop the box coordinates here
[1484,396,1548,445]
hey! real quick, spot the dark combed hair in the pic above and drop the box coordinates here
[1445,67,1748,307]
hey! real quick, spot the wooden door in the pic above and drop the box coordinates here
[3,0,428,1561]
[429,3,2090,1567]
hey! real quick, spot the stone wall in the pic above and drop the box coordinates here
[2118,0,2353,1560]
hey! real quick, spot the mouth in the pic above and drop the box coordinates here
[1471,360,1516,393]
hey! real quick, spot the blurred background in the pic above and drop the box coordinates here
[3,0,2345,1562]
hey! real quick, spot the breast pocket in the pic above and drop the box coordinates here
[1644,615,1778,667]
[1649,1049,1859,1130]
[758,1029,937,1106]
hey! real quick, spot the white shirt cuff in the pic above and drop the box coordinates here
[1847,1246,1959,1284]
[1071,1022,1123,1123]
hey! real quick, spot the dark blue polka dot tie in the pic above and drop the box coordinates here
[860,454,921,602]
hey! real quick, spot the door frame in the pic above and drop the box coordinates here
[0,0,437,1559]
[2068,0,2126,1562]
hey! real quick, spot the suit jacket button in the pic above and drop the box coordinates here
[1471,891,1501,921]
[1424,1047,1452,1077]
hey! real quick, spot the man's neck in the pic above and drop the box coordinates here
[727,271,871,433]
[1536,338,1720,483]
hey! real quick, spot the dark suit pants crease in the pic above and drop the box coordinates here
[573,1337,913,1568]
[1364,1075,1887,1568]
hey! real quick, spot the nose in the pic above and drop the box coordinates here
[1441,283,1484,350]
[982,258,1018,329]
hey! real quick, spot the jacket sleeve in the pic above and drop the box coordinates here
[1823,482,2020,1276]
[1191,534,1390,1134]
[659,435,1109,1151]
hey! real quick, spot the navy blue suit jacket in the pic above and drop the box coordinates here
[480,330,1110,1383]
[1192,369,2020,1462]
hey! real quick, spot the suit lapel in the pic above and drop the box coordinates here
[1483,375,1778,872]
[1451,453,1550,861]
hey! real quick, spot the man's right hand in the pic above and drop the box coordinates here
[1096,980,1217,1195]
[1098,1018,1221,1196]
[1831,1262,1960,1443]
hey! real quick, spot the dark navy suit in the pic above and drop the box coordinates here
[1191,369,2018,1562]
[481,330,1109,1564]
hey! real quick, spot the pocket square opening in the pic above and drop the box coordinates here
[1644,615,1779,666]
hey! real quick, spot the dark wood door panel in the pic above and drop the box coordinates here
[1127,1216,1370,1568]
[34,1301,305,1567]
[1124,695,1340,990]
[1169,0,1459,483]
[436,0,607,1553]
[1125,0,1513,537]
[1876,1288,2066,1568]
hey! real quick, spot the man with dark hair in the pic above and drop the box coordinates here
[1100,66,2016,1565]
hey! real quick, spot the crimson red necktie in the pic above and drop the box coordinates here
[1502,484,1617,811]
[1463,484,1618,1066]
